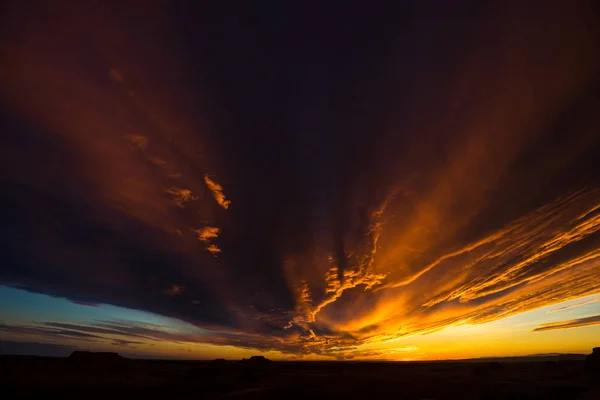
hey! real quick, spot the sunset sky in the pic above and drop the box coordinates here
[1,1,599,361]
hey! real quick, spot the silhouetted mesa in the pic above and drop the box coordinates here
[68,351,129,374]
[68,351,124,362]
[209,358,228,368]
[246,355,272,364]
[238,356,274,381]
[585,347,600,375]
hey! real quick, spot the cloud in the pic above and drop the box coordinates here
[546,297,600,314]
[0,0,599,359]
[165,187,197,207]
[163,284,184,296]
[204,175,231,209]
[123,135,148,150]
[71,300,100,307]
[1,320,197,347]
[1,319,317,355]
[0,323,103,342]
[43,322,150,339]
[341,346,420,360]
[532,315,600,332]
[194,226,222,255]
[111,339,144,347]
[206,244,221,255]
[195,226,220,243]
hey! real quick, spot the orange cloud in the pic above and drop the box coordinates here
[312,190,600,344]
[204,175,231,209]
[206,244,221,255]
[148,156,168,167]
[163,284,183,296]
[195,226,220,243]
[165,187,197,207]
[194,226,222,255]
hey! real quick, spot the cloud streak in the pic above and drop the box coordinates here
[204,175,231,210]
[532,315,600,332]
[546,297,600,314]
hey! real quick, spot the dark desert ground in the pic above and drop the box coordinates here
[1,350,599,399]
[2,1,600,399]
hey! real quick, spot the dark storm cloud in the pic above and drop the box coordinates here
[1,0,599,357]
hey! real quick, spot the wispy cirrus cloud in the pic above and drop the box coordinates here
[165,187,198,208]
[0,323,103,342]
[532,315,600,332]
[546,297,600,314]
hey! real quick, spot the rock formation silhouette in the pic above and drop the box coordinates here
[68,351,124,362]
[584,347,600,375]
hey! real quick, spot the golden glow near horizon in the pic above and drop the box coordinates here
[1,288,599,360]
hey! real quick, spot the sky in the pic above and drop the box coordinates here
[0,0,599,360]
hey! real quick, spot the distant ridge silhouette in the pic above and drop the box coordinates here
[68,351,124,361]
